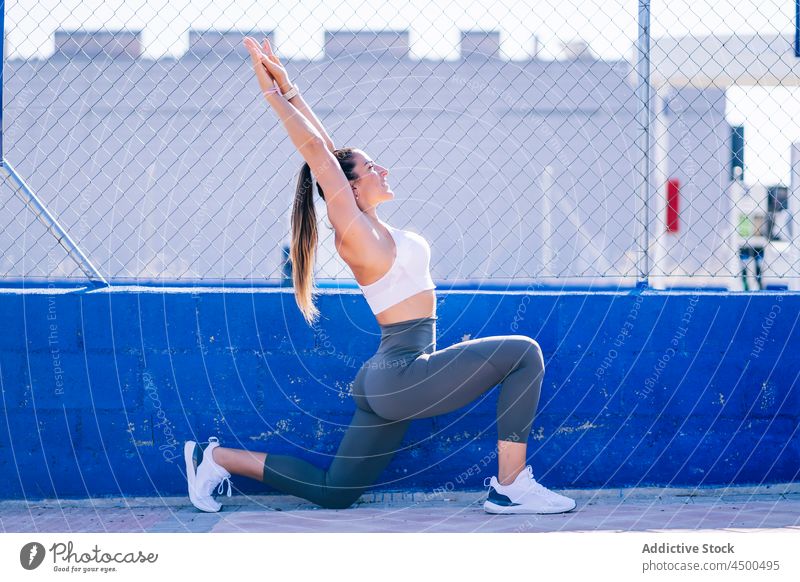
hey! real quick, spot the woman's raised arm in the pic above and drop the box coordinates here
[247,37,335,152]
[243,37,357,215]
[244,37,324,153]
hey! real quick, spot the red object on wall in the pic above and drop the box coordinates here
[666,178,680,233]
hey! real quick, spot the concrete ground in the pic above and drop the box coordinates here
[1,484,799,533]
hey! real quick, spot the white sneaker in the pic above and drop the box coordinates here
[184,436,232,513]
[483,466,576,514]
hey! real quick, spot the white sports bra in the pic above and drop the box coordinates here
[357,223,436,315]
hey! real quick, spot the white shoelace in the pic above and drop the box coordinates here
[527,475,566,501]
[217,476,232,497]
[520,467,550,494]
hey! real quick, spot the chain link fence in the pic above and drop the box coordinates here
[1,1,799,289]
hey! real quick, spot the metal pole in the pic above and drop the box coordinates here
[796,0,800,58]
[1,159,109,286]
[636,0,652,289]
[2,0,5,159]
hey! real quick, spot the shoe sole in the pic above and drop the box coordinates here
[184,441,221,513]
[483,500,577,515]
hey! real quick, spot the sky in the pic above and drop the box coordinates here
[5,0,800,185]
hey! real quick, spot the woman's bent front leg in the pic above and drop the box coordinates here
[366,335,545,444]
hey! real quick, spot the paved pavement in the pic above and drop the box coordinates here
[2,484,798,533]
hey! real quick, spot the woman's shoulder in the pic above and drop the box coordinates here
[336,220,396,280]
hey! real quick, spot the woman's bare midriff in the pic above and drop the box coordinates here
[373,289,436,326]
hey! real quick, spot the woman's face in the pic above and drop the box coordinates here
[350,150,393,208]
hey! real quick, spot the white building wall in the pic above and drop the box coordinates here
[1,33,731,284]
[653,87,733,282]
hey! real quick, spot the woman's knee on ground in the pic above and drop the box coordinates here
[318,488,363,510]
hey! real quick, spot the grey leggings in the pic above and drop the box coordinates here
[262,316,544,509]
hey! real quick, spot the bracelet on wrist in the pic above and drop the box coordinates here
[282,84,300,100]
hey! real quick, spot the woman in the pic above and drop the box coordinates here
[183,36,576,514]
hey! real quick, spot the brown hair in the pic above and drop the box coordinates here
[290,147,359,325]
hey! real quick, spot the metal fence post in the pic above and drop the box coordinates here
[636,0,652,289]
[796,0,800,58]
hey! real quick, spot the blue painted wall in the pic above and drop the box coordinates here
[0,289,797,500]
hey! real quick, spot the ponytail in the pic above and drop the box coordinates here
[288,148,358,326]
[290,162,321,325]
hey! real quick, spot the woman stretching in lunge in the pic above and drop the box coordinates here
[183,36,576,515]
